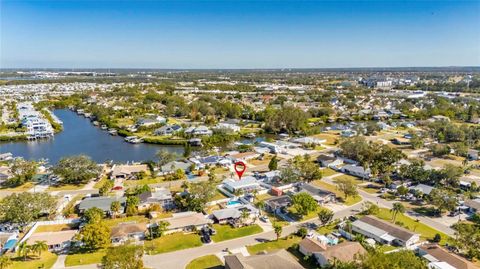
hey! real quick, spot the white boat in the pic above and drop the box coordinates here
[100,125,108,130]
[108,129,118,135]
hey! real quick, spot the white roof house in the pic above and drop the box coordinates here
[222,176,260,194]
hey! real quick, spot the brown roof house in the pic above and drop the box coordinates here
[225,249,303,269]
[299,237,327,256]
[351,215,420,247]
[110,222,147,244]
[110,164,149,180]
[27,230,77,252]
[418,244,479,269]
[163,211,212,234]
[313,241,366,267]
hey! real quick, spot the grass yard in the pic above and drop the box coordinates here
[321,168,338,177]
[93,177,109,189]
[48,183,86,191]
[373,208,451,244]
[334,174,366,185]
[10,252,58,269]
[288,206,324,221]
[144,233,202,255]
[186,255,223,269]
[312,133,339,145]
[211,224,263,242]
[208,189,230,202]
[124,177,164,187]
[103,215,150,226]
[35,223,77,233]
[312,180,362,206]
[317,221,338,235]
[65,249,106,267]
[247,236,302,255]
[255,193,273,202]
[0,182,34,191]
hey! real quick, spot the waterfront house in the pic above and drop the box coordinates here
[298,183,336,204]
[162,211,212,234]
[467,149,479,161]
[27,230,77,253]
[137,188,174,211]
[184,126,213,136]
[110,222,147,244]
[351,215,420,247]
[224,249,303,269]
[154,124,183,136]
[110,164,149,180]
[313,241,366,267]
[227,151,259,162]
[136,116,166,127]
[189,155,231,169]
[214,122,241,133]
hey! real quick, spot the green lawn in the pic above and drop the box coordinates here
[0,182,34,191]
[211,224,263,242]
[321,168,338,177]
[186,255,223,269]
[124,177,164,187]
[317,221,338,235]
[255,193,273,202]
[373,208,451,244]
[48,183,85,191]
[312,180,362,206]
[247,236,302,255]
[288,206,324,221]
[35,223,77,233]
[103,215,150,226]
[209,189,230,202]
[65,249,106,267]
[93,177,109,189]
[144,233,203,255]
[11,252,58,269]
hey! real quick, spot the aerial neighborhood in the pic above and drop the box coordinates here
[0,69,479,269]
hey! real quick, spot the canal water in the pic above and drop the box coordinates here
[0,109,184,164]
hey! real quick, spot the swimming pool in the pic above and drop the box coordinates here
[226,200,242,207]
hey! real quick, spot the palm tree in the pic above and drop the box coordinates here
[0,256,12,269]
[256,201,266,216]
[17,242,31,261]
[273,224,282,240]
[110,201,121,219]
[240,210,250,225]
[31,241,48,258]
[390,202,405,223]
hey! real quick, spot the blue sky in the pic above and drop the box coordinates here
[1,0,479,68]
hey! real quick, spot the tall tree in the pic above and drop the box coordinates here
[291,193,318,217]
[31,241,48,257]
[268,155,279,171]
[102,244,144,269]
[318,208,334,226]
[390,202,405,223]
[7,158,38,187]
[0,192,56,227]
[335,177,358,201]
[78,221,110,250]
[53,155,101,185]
[273,224,283,240]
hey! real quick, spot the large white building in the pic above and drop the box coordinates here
[18,102,54,139]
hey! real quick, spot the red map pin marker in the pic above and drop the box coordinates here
[234,161,247,180]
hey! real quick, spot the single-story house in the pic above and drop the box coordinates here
[351,215,420,247]
[211,208,241,224]
[228,151,259,162]
[467,149,479,161]
[154,124,182,136]
[264,195,292,213]
[163,212,212,234]
[189,155,231,169]
[298,237,327,256]
[110,222,147,244]
[341,165,371,179]
[136,117,166,127]
[298,183,336,204]
[224,249,303,269]
[78,196,126,214]
[0,167,10,182]
[314,241,366,267]
[137,188,174,211]
[214,122,241,133]
[222,177,260,194]
[159,161,192,175]
[110,164,149,180]
[184,126,212,136]
[392,137,411,145]
[409,184,435,196]
[27,230,77,252]
[316,154,343,168]
[291,137,326,145]
[464,198,480,214]
[418,244,478,269]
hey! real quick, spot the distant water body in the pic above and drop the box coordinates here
[0,109,184,164]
